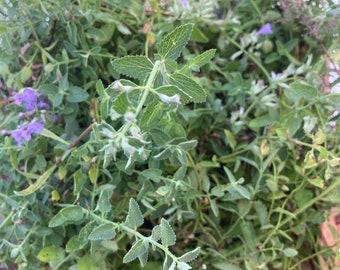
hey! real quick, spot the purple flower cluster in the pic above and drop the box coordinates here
[14,88,50,111]
[257,23,274,35]
[7,121,44,146]
[1,88,51,146]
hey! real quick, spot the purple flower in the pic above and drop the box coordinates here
[257,23,274,35]
[14,88,38,111]
[37,101,50,109]
[8,121,44,146]
[179,0,188,7]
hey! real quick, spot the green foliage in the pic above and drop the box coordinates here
[1,0,340,269]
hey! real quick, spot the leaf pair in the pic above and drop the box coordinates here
[111,24,213,104]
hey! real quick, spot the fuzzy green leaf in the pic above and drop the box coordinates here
[179,247,200,263]
[66,235,87,252]
[285,82,318,103]
[125,198,144,229]
[138,249,149,267]
[49,206,84,227]
[177,262,191,270]
[155,85,191,104]
[88,223,116,240]
[163,255,176,270]
[150,128,171,145]
[97,189,112,213]
[150,225,161,251]
[96,79,106,96]
[140,101,164,129]
[158,23,193,61]
[160,218,176,247]
[283,248,298,257]
[48,212,68,228]
[68,86,89,103]
[189,49,216,72]
[14,164,57,196]
[112,55,153,81]
[142,168,162,183]
[123,239,148,263]
[169,73,206,103]
[253,201,268,226]
[241,222,256,251]
[113,93,128,115]
[37,246,64,262]
[60,206,84,221]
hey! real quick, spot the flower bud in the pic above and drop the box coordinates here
[124,111,135,122]
[111,80,134,92]
[158,93,181,104]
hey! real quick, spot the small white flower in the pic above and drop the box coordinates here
[124,111,135,122]
[111,80,134,92]
[158,93,181,104]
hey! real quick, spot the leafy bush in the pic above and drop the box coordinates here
[1,0,340,269]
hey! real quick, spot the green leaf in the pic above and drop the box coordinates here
[226,185,251,200]
[163,254,176,270]
[190,25,209,43]
[49,206,84,227]
[112,55,153,81]
[37,246,64,262]
[140,101,164,129]
[249,115,275,129]
[138,249,149,267]
[77,255,98,270]
[73,170,86,195]
[253,201,268,226]
[241,222,256,251]
[177,262,191,270]
[113,93,128,115]
[169,73,206,103]
[283,248,298,257]
[179,247,200,263]
[141,168,162,183]
[60,206,84,221]
[150,225,161,251]
[158,24,193,61]
[86,27,106,41]
[178,140,197,151]
[125,198,144,229]
[21,66,32,82]
[123,239,148,263]
[40,128,70,145]
[285,82,318,102]
[0,25,6,35]
[189,49,216,71]
[155,85,191,104]
[66,235,87,252]
[150,128,171,145]
[294,189,313,208]
[308,176,324,189]
[14,164,57,196]
[210,198,219,217]
[96,80,106,96]
[97,189,112,213]
[160,218,176,247]
[88,223,116,240]
[68,86,89,103]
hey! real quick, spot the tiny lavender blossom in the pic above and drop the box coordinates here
[257,23,274,35]
[8,121,44,146]
[180,0,188,7]
[14,88,38,111]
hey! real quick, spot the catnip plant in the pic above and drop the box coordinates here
[7,23,215,270]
